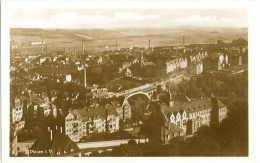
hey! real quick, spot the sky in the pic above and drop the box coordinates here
[10,9,248,29]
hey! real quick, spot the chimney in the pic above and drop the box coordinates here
[48,127,50,132]
[50,130,53,141]
[56,126,58,130]
[149,40,150,48]
[64,47,66,56]
[116,40,117,49]
[60,127,62,133]
[84,66,87,88]
[82,41,84,53]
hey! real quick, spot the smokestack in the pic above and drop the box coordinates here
[82,41,84,53]
[48,127,50,132]
[116,40,117,50]
[84,66,87,88]
[60,127,62,133]
[50,130,53,141]
[56,126,57,130]
[64,47,66,56]
[149,40,150,48]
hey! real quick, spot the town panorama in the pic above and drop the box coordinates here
[10,26,248,157]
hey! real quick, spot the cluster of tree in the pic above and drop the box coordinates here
[167,71,248,101]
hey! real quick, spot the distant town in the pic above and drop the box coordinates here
[10,34,248,157]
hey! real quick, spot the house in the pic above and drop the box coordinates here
[65,105,120,142]
[165,57,188,74]
[160,96,227,136]
[189,61,203,75]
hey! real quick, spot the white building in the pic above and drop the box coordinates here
[161,97,228,135]
[165,57,188,74]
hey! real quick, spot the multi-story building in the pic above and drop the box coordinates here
[111,97,132,120]
[165,57,188,74]
[203,53,229,72]
[11,98,23,124]
[189,61,203,75]
[229,55,242,66]
[160,96,227,136]
[65,105,120,142]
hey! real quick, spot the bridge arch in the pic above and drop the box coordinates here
[126,92,151,100]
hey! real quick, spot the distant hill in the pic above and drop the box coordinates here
[10,27,247,53]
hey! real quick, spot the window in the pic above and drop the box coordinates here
[177,121,180,127]
[183,120,186,125]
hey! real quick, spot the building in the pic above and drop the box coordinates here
[65,105,120,142]
[30,41,45,46]
[229,55,242,66]
[189,61,203,75]
[203,56,222,71]
[164,57,188,74]
[111,96,132,120]
[160,96,227,136]
[10,124,18,156]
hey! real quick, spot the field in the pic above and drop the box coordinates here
[10,27,248,55]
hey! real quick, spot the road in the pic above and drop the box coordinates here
[77,138,147,149]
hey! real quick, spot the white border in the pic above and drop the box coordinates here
[1,1,259,163]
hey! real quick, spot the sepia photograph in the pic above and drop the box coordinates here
[1,0,259,163]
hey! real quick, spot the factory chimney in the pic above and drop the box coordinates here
[84,66,87,88]
[116,40,118,50]
[82,41,84,53]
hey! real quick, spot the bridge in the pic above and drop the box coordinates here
[106,74,189,101]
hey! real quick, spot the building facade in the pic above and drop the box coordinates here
[165,57,188,74]
[65,106,120,142]
[161,97,228,137]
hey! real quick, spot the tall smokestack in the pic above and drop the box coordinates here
[64,47,66,56]
[84,66,87,88]
[149,40,150,48]
[116,40,117,50]
[50,130,53,141]
[82,41,84,53]
[60,127,62,133]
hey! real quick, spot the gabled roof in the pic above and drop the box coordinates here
[160,97,226,114]
[69,104,118,120]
